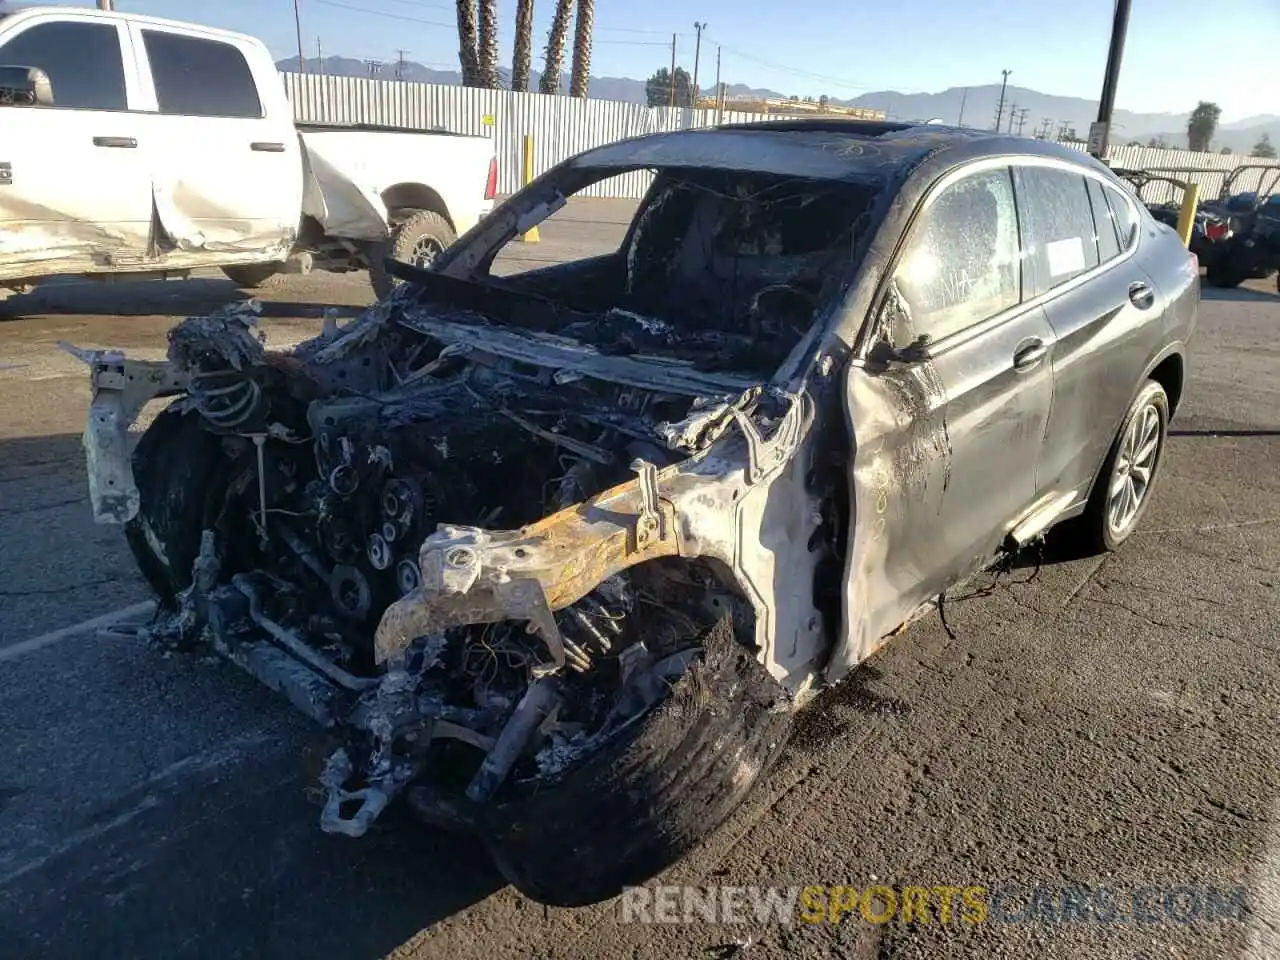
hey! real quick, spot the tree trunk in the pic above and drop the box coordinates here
[568,0,593,98]
[539,0,573,95]
[477,0,500,88]
[511,0,534,92]
[455,0,480,87]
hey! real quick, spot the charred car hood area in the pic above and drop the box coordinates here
[69,283,832,839]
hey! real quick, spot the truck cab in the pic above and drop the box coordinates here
[0,4,303,286]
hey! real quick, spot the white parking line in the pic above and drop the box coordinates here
[0,601,155,664]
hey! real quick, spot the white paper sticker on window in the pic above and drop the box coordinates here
[1046,237,1086,278]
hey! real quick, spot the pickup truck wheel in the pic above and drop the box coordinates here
[464,617,793,907]
[1072,379,1169,554]
[222,263,281,289]
[369,210,455,300]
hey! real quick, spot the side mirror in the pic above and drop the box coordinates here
[0,66,54,107]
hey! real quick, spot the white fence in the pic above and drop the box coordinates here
[282,73,1280,203]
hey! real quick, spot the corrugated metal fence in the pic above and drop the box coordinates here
[283,73,1280,203]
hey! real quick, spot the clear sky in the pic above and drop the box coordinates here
[14,0,1279,119]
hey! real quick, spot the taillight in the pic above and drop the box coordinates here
[484,156,498,201]
[1204,220,1230,242]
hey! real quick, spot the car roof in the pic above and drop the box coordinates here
[568,117,1107,183]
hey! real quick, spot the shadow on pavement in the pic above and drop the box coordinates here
[1198,284,1278,302]
[0,428,505,959]
[1170,429,1280,437]
[0,277,366,323]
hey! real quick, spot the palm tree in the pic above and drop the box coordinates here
[476,0,500,88]
[511,0,534,92]
[568,0,593,98]
[455,0,480,86]
[539,0,573,95]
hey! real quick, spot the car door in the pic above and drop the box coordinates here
[127,24,302,255]
[0,14,152,277]
[838,162,1056,667]
[1019,163,1162,504]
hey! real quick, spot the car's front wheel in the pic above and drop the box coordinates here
[1076,379,1170,553]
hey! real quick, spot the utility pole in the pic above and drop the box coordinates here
[394,48,409,81]
[364,59,383,79]
[993,68,1011,132]
[315,37,324,76]
[668,33,677,107]
[1037,117,1053,140]
[1006,101,1017,133]
[713,45,721,110]
[1013,107,1030,136]
[1091,0,1131,158]
[957,87,968,126]
[96,0,113,9]
[292,0,306,74]
[691,22,707,106]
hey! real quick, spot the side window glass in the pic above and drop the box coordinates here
[1105,185,1138,251]
[1086,177,1122,262]
[1015,167,1101,297]
[142,31,262,118]
[0,21,126,110]
[891,167,1021,345]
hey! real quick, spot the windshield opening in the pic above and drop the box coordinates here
[427,166,881,379]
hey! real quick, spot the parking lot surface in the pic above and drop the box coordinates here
[1,200,1278,959]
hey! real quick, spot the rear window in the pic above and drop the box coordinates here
[142,30,262,118]
[1015,166,1101,297]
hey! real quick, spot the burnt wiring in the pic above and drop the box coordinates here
[935,537,1046,640]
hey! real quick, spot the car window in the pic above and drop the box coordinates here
[1105,184,1138,251]
[0,21,126,110]
[891,166,1021,344]
[142,30,262,118]
[1085,177,1122,262]
[1015,166,1101,297]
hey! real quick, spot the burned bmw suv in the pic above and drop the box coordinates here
[70,120,1196,906]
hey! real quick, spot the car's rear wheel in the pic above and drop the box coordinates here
[1075,379,1169,553]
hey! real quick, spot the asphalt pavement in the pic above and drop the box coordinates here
[1,203,1278,960]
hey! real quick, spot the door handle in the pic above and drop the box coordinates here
[250,141,286,152]
[1128,281,1156,309]
[1013,339,1048,371]
[92,136,137,149]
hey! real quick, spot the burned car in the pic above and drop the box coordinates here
[70,120,1197,906]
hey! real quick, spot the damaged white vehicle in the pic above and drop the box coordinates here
[70,120,1195,905]
[0,6,495,302]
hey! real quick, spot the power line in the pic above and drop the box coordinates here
[707,36,878,92]
[314,0,453,29]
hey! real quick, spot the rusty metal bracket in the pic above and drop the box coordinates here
[374,475,681,668]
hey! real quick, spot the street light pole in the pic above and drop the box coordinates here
[1091,0,1132,158]
[96,0,114,9]
[993,69,1011,132]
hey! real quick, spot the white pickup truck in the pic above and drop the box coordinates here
[0,5,497,300]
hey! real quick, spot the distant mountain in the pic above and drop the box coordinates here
[277,58,1280,154]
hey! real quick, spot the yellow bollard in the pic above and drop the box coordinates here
[518,134,540,243]
[1175,182,1200,249]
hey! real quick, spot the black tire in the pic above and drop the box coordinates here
[368,209,455,300]
[222,263,281,289]
[1073,379,1169,554]
[124,407,225,606]
[465,617,793,907]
